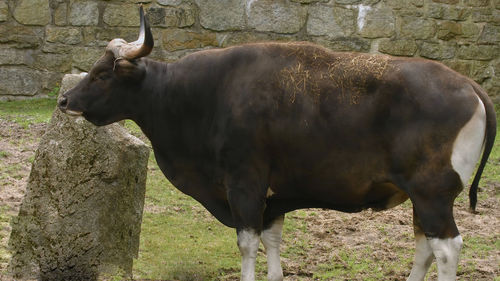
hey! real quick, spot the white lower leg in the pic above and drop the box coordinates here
[407,234,434,281]
[238,229,260,281]
[261,216,284,281]
[428,235,463,281]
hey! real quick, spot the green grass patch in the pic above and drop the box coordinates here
[0,98,57,128]
[313,247,411,281]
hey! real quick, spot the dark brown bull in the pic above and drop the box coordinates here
[58,7,496,281]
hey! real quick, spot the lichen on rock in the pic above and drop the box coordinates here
[7,74,150,281]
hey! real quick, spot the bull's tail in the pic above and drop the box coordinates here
[469,81,497,213]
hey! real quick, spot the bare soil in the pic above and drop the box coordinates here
[0,118,498,280]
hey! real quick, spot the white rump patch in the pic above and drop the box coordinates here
[451,97,486,186]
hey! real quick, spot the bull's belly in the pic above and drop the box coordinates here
[268,175,409,213]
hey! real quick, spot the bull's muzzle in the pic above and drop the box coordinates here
[58,96,83,116]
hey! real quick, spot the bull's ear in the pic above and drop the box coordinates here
[115,59,146,80]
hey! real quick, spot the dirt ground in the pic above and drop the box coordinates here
[0,117,498,280]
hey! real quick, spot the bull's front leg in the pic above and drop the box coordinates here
[226,171,267,281]
[237,229,261,281]
[261,215,284,281]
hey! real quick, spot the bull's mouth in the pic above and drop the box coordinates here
[66,110,83,116]
[60,108,83,116]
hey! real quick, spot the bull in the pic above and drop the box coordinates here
[58,7,496,281]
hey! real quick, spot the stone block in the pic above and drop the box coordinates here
[103,4,140,27]
[46,26,83,45]
[401,17,436,39]
[427,4,470,20]
[33,53,72,72]
[146,7,166,25]
[490,59,500,75]
[13,0,50,25]
[437,21,462,40]
[157,0,183,5]
[0,48,28,65]
[471,61,494,83]
[482,79,499,103]
[83,27,139,47]
[42,43,74,54]
[72,47,104,71]
[162,29,217,51]
[335,0,380,3]
[335,0,361,3]
[0,25,44,48]
[358,6,395,38]
[471,7,500,22]
[69,0,99,26]
[307,5,355,36]
[54,3,68,26]
[395,8,424,17]
[385,0,422,9]
[216,32,277,47]
[432,0,458,3]
[312,36,371,52]
[442,59,473,76]
[0,0,8,22]
[460,21,481,39]
[147,5,196,27]
[378,38,418,56]
[465,0,490,6]
[291,0,329,3]
[164,4,196,27]
[0,67,43,97]
[457,45,500,60]
[418,41,456,60]
[196,0,246,31]
[8,74,149,280]
[479,24,500,43]
[412,0,425,6]
[248,0,307,34]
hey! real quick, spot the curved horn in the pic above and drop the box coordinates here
[106,6,154,60]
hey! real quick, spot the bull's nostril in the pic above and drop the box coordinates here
[59,97,68,108]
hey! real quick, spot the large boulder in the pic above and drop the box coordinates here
[8,74,150,281]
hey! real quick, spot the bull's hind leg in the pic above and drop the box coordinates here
[407,168,464,281]
[261,215,285,281]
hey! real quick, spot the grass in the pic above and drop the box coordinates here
[0,99,498,280]
[0,98,57,128]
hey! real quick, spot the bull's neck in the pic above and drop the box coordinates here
[130,57,218,143]
[129,58,171,140]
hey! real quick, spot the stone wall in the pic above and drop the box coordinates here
[0,0,499,102]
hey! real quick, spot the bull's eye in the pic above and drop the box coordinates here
[96,73,111,81]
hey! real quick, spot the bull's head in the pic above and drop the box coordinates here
[58,6,153,126]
